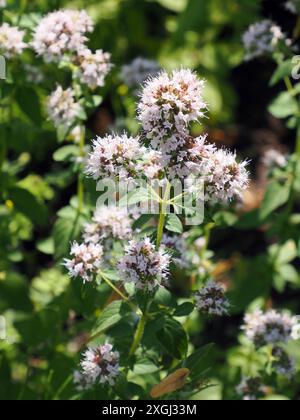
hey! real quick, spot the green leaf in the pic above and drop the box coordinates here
[270,60,295,86]
[37,237,55,255]
[9,187,47,226]
[57,124,73,143]
[278,264,299,284]
[91,301,131,338]
[156,0,188,12]
[277,240,297,264]
[53,145,79,162]
[16,87,42,126]
[133,357,160,374]
[258,181,290,221]
[183,344,214,381]
[268,92,298,119]
[52,215,83,259]
[154,287,175,307]
[166,214,183,234]
[156,316,188,360]
[174,302,194,317]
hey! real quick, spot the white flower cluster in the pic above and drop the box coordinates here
[285,0,300,14]
[32,9,93,62]
[47,85,82,128]
[0,0,6,8]
[204,148,249,202]
[139,149,167,180]
[75,48,113,90]
[0,23,26,58]
[138,69,207,153]
[242,310,300,348]
[136,70,249,201]
[243,20,289,61]
[236,377,266,401]
[262,149,287,169]
[85,134,144,181]
[195,281,230,316]
[162,234,188,268]
[118,237,171,292]
[121,57,160,90]
[79,343,120,387]
[83,206,132,244]
[64,241,103,283]
[272,347,296,379]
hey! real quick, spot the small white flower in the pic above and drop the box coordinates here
[118,237,171,292]
[121,57,160,90]
[32,9,93,62]
[47,85,82,128]
[0,23,26,58]
[262,149,287,169]
[139,149,167,180]
[162,234,189,269]
[85,134,144,181]
[138,69,207,153]
[236,377,266,401]
[83,206,132,244]
[194,237,206,251]
[285,0,300,14]
[80,343,120,386]
[242,310,300,347]
[243,20,289,61]
[24,64,44,84]
[75,48,113,89]
[195,281,230,316]
[73,370,93,391]
[0,0,6,8]
[64,241,103,283]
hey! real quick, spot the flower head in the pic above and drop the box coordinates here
[236,377,266,401]
[47,85,82,128]
[80,343,120,386]
[138,69,206,153]
[83,206,132,244]
[285,0,300,14]
[64,241,103,283]
[85,134,144,181]
[243,20,289,61]
[262,149,287,169]
[75,48,112,89]
[118,237,170,292]
[121,57,160,90]
[162,234,188,269]
[272,347,296,379]
[32,9,93,62]
[204,148,249,202]
[195,281,230,316]
[242,310,300,348]
[0,23,26,58]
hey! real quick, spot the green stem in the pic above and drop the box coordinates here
[156,181,171,249]
[129,312,147,356]
[293,16,300,40]
[296,124,300,158]
[200,222,215,258]
[99,271,132,304]
[77,126,86,216]
[283,76,294,95]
